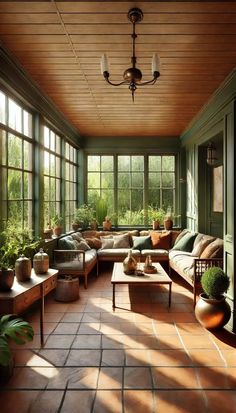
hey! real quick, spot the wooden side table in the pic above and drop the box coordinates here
[0,269,58,346]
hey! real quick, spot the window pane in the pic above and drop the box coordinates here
[162,156,175,171]
[131,172,143,188]
[149,156,161,171]
[24,172,32,198]
[44,151,50,175]
[44,126,50,148]
[8,201,22,222]
[50,131,55,152]
[8,169,22,199]
[118,172,130,188]
[162,172,175,187]
[44,176,50,201]
[118,156,130,171]
[55,135,61,154]
[101,156,113,171]
[24,141,32,170]
[1,130,6,165]
[149,172,161,188]
[101,172,113,189]
[50,154,55,176]
[88,189,100,205]
[23,111,32,138]
[148,189,160,207]
[8,134,22,168]
[88,155,100,171]
[88,172,100,188]
[8,99,22,133]
[162,190,174,210]
[132,156,144,171]
[0,91,6,124]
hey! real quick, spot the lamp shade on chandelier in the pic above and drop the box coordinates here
[100,8,160,101]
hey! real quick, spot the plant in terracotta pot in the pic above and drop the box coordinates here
[0,314,34,384]
[163,207,174,230]
[51,214,63,236]
[148,206,165,230]
[195,266,231,329]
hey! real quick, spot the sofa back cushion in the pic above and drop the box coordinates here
[100,235,114,249]
[150,231,171,250]
[85,237,102,250]
[171,232,197,252]
[58,236,76,250]
[191,234,216,257]
[113,233,130,248]
[200,238,223,258]
[132,235,152,251]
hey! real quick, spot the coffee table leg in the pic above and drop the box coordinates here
[169,283,172,307]
[113,283,116,309]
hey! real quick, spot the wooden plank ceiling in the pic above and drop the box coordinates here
[1,1,236,138]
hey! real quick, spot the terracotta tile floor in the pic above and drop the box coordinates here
[1,264,236,413]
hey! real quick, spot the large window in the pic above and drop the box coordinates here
[87,154,176,226]
[65,142,77,230]
[0,91,33,228]
[43,126,62,225]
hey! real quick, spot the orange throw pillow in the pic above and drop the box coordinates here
[150,231,171,249]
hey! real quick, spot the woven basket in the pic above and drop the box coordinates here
[55,277,79,302]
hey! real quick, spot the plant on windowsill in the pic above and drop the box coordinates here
[51,214,63,236]
[74,204,95,230]
[0,314,34,384]
[195,266,231,329]
[148,206,165,230]
[95,198,108,227]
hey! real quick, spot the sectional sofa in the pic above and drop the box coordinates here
[53,229,223,305]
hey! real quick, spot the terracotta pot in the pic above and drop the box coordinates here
[15,255,32,282]
[152,220,160,230]
[195,293,231,329]
[53,226,63,237]
[164,217,173,230]
[72,223,80,231]
[0,269,14,291]
[103,220,112,231]
[43,227,53,239]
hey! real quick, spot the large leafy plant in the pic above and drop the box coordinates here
[0,315,34,366]
[0,219,40,269]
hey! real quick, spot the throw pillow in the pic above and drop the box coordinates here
[100,236,114,249]
[173,229,190,246]
[150,231,171,249]
[85,237,102,250]
[75,239,91,251]
[200,238,223,259]
[132,235,152,251]
[113,233,130,249]
[171,232,197,252]
[71,232,83,242]
[58,237,76,250]
[191,235,216,257]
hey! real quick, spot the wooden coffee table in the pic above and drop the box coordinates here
[111,262,172,309]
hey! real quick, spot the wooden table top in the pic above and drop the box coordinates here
[111,262,172,284]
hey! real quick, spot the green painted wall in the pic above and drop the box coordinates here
[181,70,236,332]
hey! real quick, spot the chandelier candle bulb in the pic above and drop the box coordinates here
[101,54,109,75]
[152,54,160,74]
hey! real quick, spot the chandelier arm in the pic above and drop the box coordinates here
[104,77,130,87]
[137,72,160,86]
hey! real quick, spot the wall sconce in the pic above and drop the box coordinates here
[206,142,218,166]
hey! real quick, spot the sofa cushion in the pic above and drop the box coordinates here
[85,237,102,250]
[191,234,216,257]
[71,232,83,241]
[113,233,130,248]
[132,235,152,251]
[58,236,76,250]
[169,253,196,282]
[150,230,171,249]
[97,248,140,258]
[141,249,169,257]
[173,229,190,246]
[200,238,223,258]
[171,232,197,252]
[74,239,91,251]
[100,236,114,249]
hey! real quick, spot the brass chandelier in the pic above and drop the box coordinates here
[100,8,160,101]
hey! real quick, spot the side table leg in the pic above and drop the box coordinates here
[40,284,45,346]
[112,283,116,310]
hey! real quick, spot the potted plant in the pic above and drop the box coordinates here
[164,207,174,230]
[51,214,63,236]
[148,206,165,230]
[0,220,39,289]
[0,314,34,384]
[103,215,112,231]
[195,266,231,329]
[95,198,108,227]
[74,204,95,230]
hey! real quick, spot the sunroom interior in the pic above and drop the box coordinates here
[0,1,236,412]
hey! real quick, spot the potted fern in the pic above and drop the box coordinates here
[51,214,63,236]
[0,314,34,384]
[195,267,231,329]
